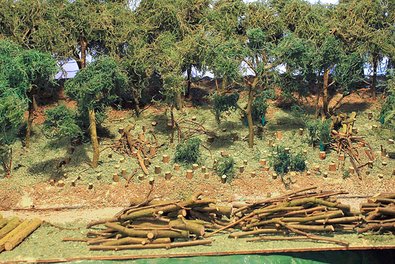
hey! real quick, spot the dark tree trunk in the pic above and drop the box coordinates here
[371,54,378,98]
[185,65,192,98]
[246,79,258,148]
[25,95,35,148]
[80,36,88,69]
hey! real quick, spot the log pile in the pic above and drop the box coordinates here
[77,193,231,251]
[358,193,395,234]
[209,187,355,246]
[0,215,42,253]
[330,112,374,178]
[112,124,160,175]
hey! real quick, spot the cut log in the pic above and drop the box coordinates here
[4,218,42,251]
[287,224,335,232]
[229,229,281,238]
[169,219,205,237]
[101,237,171,246]
[105,223,189,239]
[247,236,307,242]
[0,217,20,239]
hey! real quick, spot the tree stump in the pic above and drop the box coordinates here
[382,161,387,166]
[251,172,256,177]
[272,173,277,179]
[338,154,345,161]
[284,148,290,154]
[259,159,267,166]
[389,139,394,145]
[220,151,229,157]
[298,128,304,136]
[192,164,199,170]
[138,174,144,181]
[276,131,283,140]
[154,166,161,174]
[323,172,328,178]
[162,155,170,163]
[71,180,76,187]
[119,157,125,163]
[96,173,102,180]
[201,166,206,173]
[191,116,197,121]
[207,136,215,143]
[263,166,270,172]
[367,112,373,120]
[149,177,155,185]
[243,160,248,165]
[368,161,374,168]
[221,175,227,183]
[113,173,120,182]
[88,183,93,189]
[348,166,355,174]
[204,172,210,179]
[174,163,180,171]
[57,180,65,187]
[329,162,336,171]
[149,146,156,156]
[132,150,138,157]
[165,171,172,180]
[186,170,193,179]
[319,151,326,160]
[151,121,157,127]
[49,179,55,186]
[121,169,127,178]
[144,158,150,167]
[239,166,245,173]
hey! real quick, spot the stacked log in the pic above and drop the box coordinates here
[0,216,42,253]
[358,193,395,233]
[81,193,231,251]
[208,187,354,246]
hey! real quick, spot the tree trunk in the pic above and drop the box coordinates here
[322,68,330,118]
[170,106,175,144]
[222,78,227,92]
[175,93,183,110]
[246,84,255,148]
[186,65,192,98]
[88,109,100,168]
[80,36,88,69]
[371,54,378,98]
[25,98,34,148]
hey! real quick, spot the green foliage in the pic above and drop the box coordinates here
[64,56,128,126]
[251,93,269,122]
[271,146,307,175]
[43,105,82,140]
[380,73,395,133]
[306,119,332,148]
[212,92,240,123]
[215,156,235,182]
[174,138,201,165]
[342,169,350,179]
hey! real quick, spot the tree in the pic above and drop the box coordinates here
[0,40,58,148]
[64,57,128,168]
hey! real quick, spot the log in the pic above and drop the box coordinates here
[0,217,20,239]
[105,223,189,239]
[229,229,282,238]
[101,237,171,246]
[0,219,31,250]
[90,239,212,251]
[62,237,88,242]
[283,206,326,217]
[194,205,232,217]
[287,224,335,232]
[169,218,205,237]
[137,151,149,175]
[247,236,308,242]
[315,216,363,224]
[377,208,395,217]
[357,223,395,233]
[0,218,8,229]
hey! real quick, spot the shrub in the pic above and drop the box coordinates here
[174,138,201,164]
[380,73,395,135]
[271,146,307,174]
[44,105,82,139]
[215,156,235,182]
[212,93,239,123]
[306,119,332,149]
[251,93,269,123]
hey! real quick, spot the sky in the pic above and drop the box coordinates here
[57,0,340,79]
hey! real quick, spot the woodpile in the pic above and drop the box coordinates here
[330,112,375,178]
[358,193,395,233]
[208,187,353,246]
[113,124,160,175]
[80,193,231,251]
[0,216,42,253]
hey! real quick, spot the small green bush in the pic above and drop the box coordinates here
[174,138,201,164]
[271,146,307,174]
[44,105,82,139]
[306,119,332,149]
[215,156,235,182]
[212,93,239,123]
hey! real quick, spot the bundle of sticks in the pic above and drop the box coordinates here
[331,130,374,179]
[208,187,356,246]
[69,193,232,251]
[112,124,160,175]
[170,117,213,143]
[358,193,395,234]
[0,215,42,253]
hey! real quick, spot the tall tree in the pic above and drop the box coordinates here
[64,57,128,168]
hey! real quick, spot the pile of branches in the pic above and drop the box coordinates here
[171,117,214,143]
[75,193,232,251]
[358,193,395,234]
[112,124,160,175]
[330,112,374,178]
[209,187,355,246]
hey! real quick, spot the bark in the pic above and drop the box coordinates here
[25,97,34,148]
[229,229,281,238]
[4,218,42,251]
[247,236,308,242]
[357,223,395,233]
[90,239,212,251]
[322,68,330,118]
[105,222,189,239]
[246,84,255,148]
[371,54,378,98]
[169,219,205,237]
[287,224,334,232]
[80,36,88,69]
[186,65,192,98]
[88,109,100,168]
[101,237,171,246]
